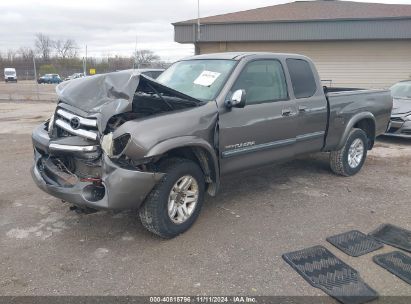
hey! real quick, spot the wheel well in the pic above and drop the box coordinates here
[354,118,375,149]
[158,146,218,195]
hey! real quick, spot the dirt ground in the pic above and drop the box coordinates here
[0,99,410,298]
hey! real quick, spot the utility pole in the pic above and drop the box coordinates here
[33,56,39,101]
[195,0,201,55]
[84,45,88,76]
[197,0,201,41]
[133,36,138,69]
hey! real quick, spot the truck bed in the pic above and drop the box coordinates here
[323,87,392,151]
[325,87,364,93]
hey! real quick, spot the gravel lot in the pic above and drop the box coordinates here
[0,80,57,102]
[0,95,410,298]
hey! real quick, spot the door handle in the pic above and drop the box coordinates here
[282,109,294,117]
[298,106,308,113]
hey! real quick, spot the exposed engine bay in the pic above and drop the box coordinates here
[105,77,201,133]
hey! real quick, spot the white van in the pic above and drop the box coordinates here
[4,68,17,82]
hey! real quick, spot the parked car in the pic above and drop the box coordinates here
[31,53,392,238]
[385,80,411,138]
[4,68,17,82]
[64,73,85,81]
[38,74,62,84]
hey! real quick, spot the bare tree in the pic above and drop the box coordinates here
[133,49,160,68]
[54,39,78,59]
[34,33,53,61]
[18,47,35,60]
[7,49,17,61]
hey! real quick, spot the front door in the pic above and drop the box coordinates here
[219,59,298,175]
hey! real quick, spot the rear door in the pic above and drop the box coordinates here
[286,58,328,155]
[219,59,298,175]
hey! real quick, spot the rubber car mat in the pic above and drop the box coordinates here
[326,230,383,257]
[282,245,378,304]
[373,251,411,285]
[369,224,411,253]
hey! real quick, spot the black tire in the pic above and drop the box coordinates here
[139,158,205,238]
[330,128,368,176]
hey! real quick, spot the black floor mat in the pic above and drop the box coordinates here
[282,245,378,304]
[369,224,411,252]
[326,230,383,257]
[373,251,411,285]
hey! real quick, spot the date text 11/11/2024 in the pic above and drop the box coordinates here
[149,296,257,303]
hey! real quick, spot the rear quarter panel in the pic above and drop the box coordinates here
[324,89,392,150]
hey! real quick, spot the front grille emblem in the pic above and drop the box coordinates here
[70,117,81,130]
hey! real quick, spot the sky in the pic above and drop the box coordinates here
[1,0,411,62]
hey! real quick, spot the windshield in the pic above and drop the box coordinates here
[156,59,236,101]
[5,71,15,76]
[390,82,411,99]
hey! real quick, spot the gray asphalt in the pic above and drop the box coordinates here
[0,101,410,298]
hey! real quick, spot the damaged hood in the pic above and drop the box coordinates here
[56,69,200,114]
[56,70,140,113]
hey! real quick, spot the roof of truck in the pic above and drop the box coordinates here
[182,52,309,61]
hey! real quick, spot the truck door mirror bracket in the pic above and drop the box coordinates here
[225,89,246,109]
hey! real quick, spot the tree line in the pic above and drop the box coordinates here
[1,33,168,80]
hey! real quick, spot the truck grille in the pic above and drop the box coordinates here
[54,108,98,140]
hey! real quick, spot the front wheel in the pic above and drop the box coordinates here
[139,158,205,238]
[330,128,368,176]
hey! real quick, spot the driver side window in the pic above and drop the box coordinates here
[232,60,288,105]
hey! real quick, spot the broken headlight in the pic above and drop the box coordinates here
[113,133,131,155]
[101,133,131,157]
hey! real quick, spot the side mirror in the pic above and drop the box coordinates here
[225,89,246,109]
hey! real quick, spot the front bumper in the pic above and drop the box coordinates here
[384,117,411,138]
[31,123,164,210]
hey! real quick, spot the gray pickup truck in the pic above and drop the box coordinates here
[31,53,392,238]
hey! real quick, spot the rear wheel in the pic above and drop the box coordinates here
[330,128,368,176]
[139,158,205,238]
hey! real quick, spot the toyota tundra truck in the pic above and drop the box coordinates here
[31,53,392,238]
